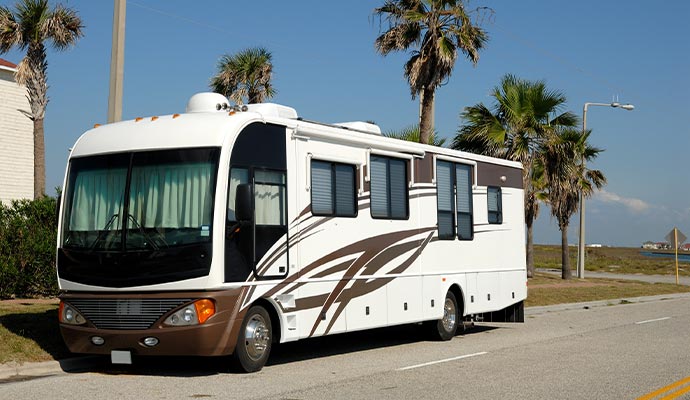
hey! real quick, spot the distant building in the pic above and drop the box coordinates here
[681,243,690,252]
[0,58,33,204]
[587,244,603,248]
[642,241,673,250]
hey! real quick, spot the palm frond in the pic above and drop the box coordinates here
[373,0,489,137]
[385,124,446,146]
[210,47,275,104]
[0,6,22,52]
[44,4,83,50]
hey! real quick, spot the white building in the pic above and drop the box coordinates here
[0,57,33,204]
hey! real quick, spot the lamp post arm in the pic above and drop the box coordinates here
[577,100,634,279]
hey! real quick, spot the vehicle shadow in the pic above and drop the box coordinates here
[267,322,495,366]
[78,323,497,377]
[0,307,72,361]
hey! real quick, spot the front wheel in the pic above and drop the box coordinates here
[233,305,272,373]
[428,291,459,341]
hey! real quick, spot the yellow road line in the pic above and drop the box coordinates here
[638,376,690,400]
[659,384,690,400]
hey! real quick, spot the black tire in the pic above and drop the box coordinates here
[233,305,272,373]
[429,291,459,341]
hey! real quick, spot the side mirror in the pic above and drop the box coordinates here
[235,183,253,222]
[55,195,62,221]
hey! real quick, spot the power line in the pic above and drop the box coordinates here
[492,23,626,95]
[128,1,234,36]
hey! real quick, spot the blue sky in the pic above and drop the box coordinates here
[2,0,689,247]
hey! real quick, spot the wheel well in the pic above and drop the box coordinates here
[252,298,281,343]
[448,284,465,318]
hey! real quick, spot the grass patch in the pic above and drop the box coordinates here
[526,272,690,307]
[534,245,689,276]
[0,301,70,364]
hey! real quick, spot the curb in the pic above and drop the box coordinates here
[0,356,101,381]
[525,291,690,316]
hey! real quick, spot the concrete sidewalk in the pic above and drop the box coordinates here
[537,268,690,285]
[4,291,690,381]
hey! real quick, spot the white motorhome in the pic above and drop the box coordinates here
[57,93,526,372]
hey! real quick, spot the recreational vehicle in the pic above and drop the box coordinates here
[57,93,526,372]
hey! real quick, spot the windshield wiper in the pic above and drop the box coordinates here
[127,214,168,250]
[89,214,120,250]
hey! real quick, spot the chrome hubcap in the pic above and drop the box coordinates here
[244,314,270,361]
[442,297,457,332]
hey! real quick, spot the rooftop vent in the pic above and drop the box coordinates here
[334,121,382,135]
[244,103,298,119]
[186,92,230,113]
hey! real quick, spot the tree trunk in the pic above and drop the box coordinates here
[526,220,534,278]
[523,166,536,279]
[419,87,435,145]
[33,118,45,198]
[561,226,571,280]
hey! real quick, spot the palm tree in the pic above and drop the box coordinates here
[373,0,488,145]
[384,125,446,146]
[540,128,605,279]
[0,0,83,198]
[210,47,275,105]
[453,74,578,278]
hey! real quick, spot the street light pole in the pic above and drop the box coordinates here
[577,102,634,279]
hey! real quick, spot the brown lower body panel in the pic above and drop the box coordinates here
[59,288,248,357]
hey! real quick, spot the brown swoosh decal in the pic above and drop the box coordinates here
[308,228,435,337]
[283,242,418,312]
[296,204,312,220]
[294,293,330,312]
[283,257,356,296]
[261,227,435,311]
[352,239,424,277]
[254,227,327,277]
[322,231,434,335]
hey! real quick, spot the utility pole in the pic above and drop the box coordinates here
[108,0,126,123]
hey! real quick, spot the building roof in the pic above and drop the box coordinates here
[0,58,18,71]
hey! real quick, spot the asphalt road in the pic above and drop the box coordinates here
[2,296,690,400]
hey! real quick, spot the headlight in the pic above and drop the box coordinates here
[163,299,215,326]
[59,301,86,325]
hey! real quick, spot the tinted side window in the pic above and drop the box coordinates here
[487,186,502,224]
[436,160,454,240]
[456,164,473,240]
[370,155,408,220]
[311,160,356,217]
[435,160,474,241]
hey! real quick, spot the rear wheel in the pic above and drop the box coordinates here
[233,305,272,373]
[429,291,459,341]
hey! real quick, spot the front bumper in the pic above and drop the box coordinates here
[59,288,247,357]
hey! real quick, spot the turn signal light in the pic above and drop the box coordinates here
[164,299,216,326]
[194,299,215,324]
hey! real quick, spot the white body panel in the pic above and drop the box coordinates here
[58,97,526,344]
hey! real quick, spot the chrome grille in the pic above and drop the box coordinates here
[68,298,192,330]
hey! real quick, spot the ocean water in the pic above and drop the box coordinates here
[640,251,690,263]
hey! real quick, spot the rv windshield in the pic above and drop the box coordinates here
[58,147,220,287]
[62,148,220,251]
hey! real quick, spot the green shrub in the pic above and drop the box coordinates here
[0,196,58,298]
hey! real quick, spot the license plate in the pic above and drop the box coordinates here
[111,350,132,364]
